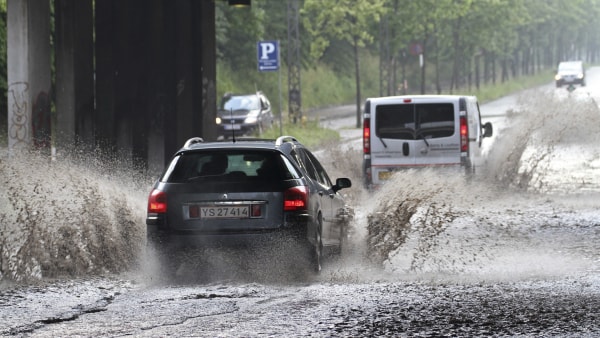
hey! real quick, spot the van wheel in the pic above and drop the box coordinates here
[464,164,475,176]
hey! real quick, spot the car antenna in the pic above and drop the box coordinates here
[230,108,236,143]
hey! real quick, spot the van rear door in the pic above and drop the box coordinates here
[370,99,460,182]
[412,101,461,166]
[370,103,416,184]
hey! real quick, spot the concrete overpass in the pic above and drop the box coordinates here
[7,0,217,173]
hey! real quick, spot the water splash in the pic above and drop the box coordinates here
[362,90,600,281]
[0,148,150,282]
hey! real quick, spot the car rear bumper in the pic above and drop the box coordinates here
[365,162,466,189]
[146,214,311,249]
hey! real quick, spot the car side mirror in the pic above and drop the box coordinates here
[333,177,352,193]
[482,122,493,138]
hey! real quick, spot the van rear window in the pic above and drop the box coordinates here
[375,103,455,140]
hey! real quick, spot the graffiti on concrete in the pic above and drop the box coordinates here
[8,82,30,148]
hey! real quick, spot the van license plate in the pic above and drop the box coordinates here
[378,171,393,180]
[190,205,250,219]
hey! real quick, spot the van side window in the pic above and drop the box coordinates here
[375,103,454,140]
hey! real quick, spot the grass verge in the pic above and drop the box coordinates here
[261,118,339,150]
[264,71,555,150]
[467,71,553,103]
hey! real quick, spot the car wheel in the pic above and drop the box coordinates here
[147,232,181,277]
[310,217,323,273]
[150,245,179,276]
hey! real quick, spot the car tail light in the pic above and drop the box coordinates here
[284,186,308,211]
[148,189,167,213]
[363,118,371,155]
[460,116,468,153]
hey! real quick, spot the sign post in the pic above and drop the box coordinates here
[257,40,282,135]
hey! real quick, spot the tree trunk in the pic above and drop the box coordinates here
[501,58,508,82]
[354,37,361,128]
[420,35,427,94]
[475,54,480,90]
[450,17,462,93]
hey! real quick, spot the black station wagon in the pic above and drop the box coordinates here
[146,136,353,274]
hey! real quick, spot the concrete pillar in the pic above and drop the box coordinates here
[7,0,51,152]
[94,0,116,152]
[95,0,216,173]
[197,0,217,143]
[146,1,174,175]
[172,0,216,148]
[54,0,94,151]
[95,0,144,161]
[173,1,195,152]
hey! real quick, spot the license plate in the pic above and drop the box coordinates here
[189,205,249,219]
[224,124,241,130]
[378,171,393,180]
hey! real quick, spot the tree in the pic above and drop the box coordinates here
[302,0,385,128]
[0,1,6,126]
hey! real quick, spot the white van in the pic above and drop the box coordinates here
[362,95,493,189]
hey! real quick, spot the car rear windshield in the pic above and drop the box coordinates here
[161,150,301,183]
[558,62,582,72]
[375,103,455,140]
[223,95,260,111]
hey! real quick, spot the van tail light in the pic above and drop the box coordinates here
[460,116,468,153]
[148,189,167,213]
[363,118,371,155]
[284,186,308,211]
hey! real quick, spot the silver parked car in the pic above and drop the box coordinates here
[146,136,353,275]
[555,61,585,88]
[216,91,274,137]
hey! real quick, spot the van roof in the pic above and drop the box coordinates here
[366,94,476,104]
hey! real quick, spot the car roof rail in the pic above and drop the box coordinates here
[183,137,204,148]
[275,135,299,146]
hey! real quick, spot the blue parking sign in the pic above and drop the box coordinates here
[257,40,279,72]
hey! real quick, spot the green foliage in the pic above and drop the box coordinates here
[302,0,385,61]
[261,118,339,150]
[215,2,265,71]
[217,47,381,113]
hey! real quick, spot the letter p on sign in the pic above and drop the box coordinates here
[260,42,275,59]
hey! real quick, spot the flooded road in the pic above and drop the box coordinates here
[1,70,600,336]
